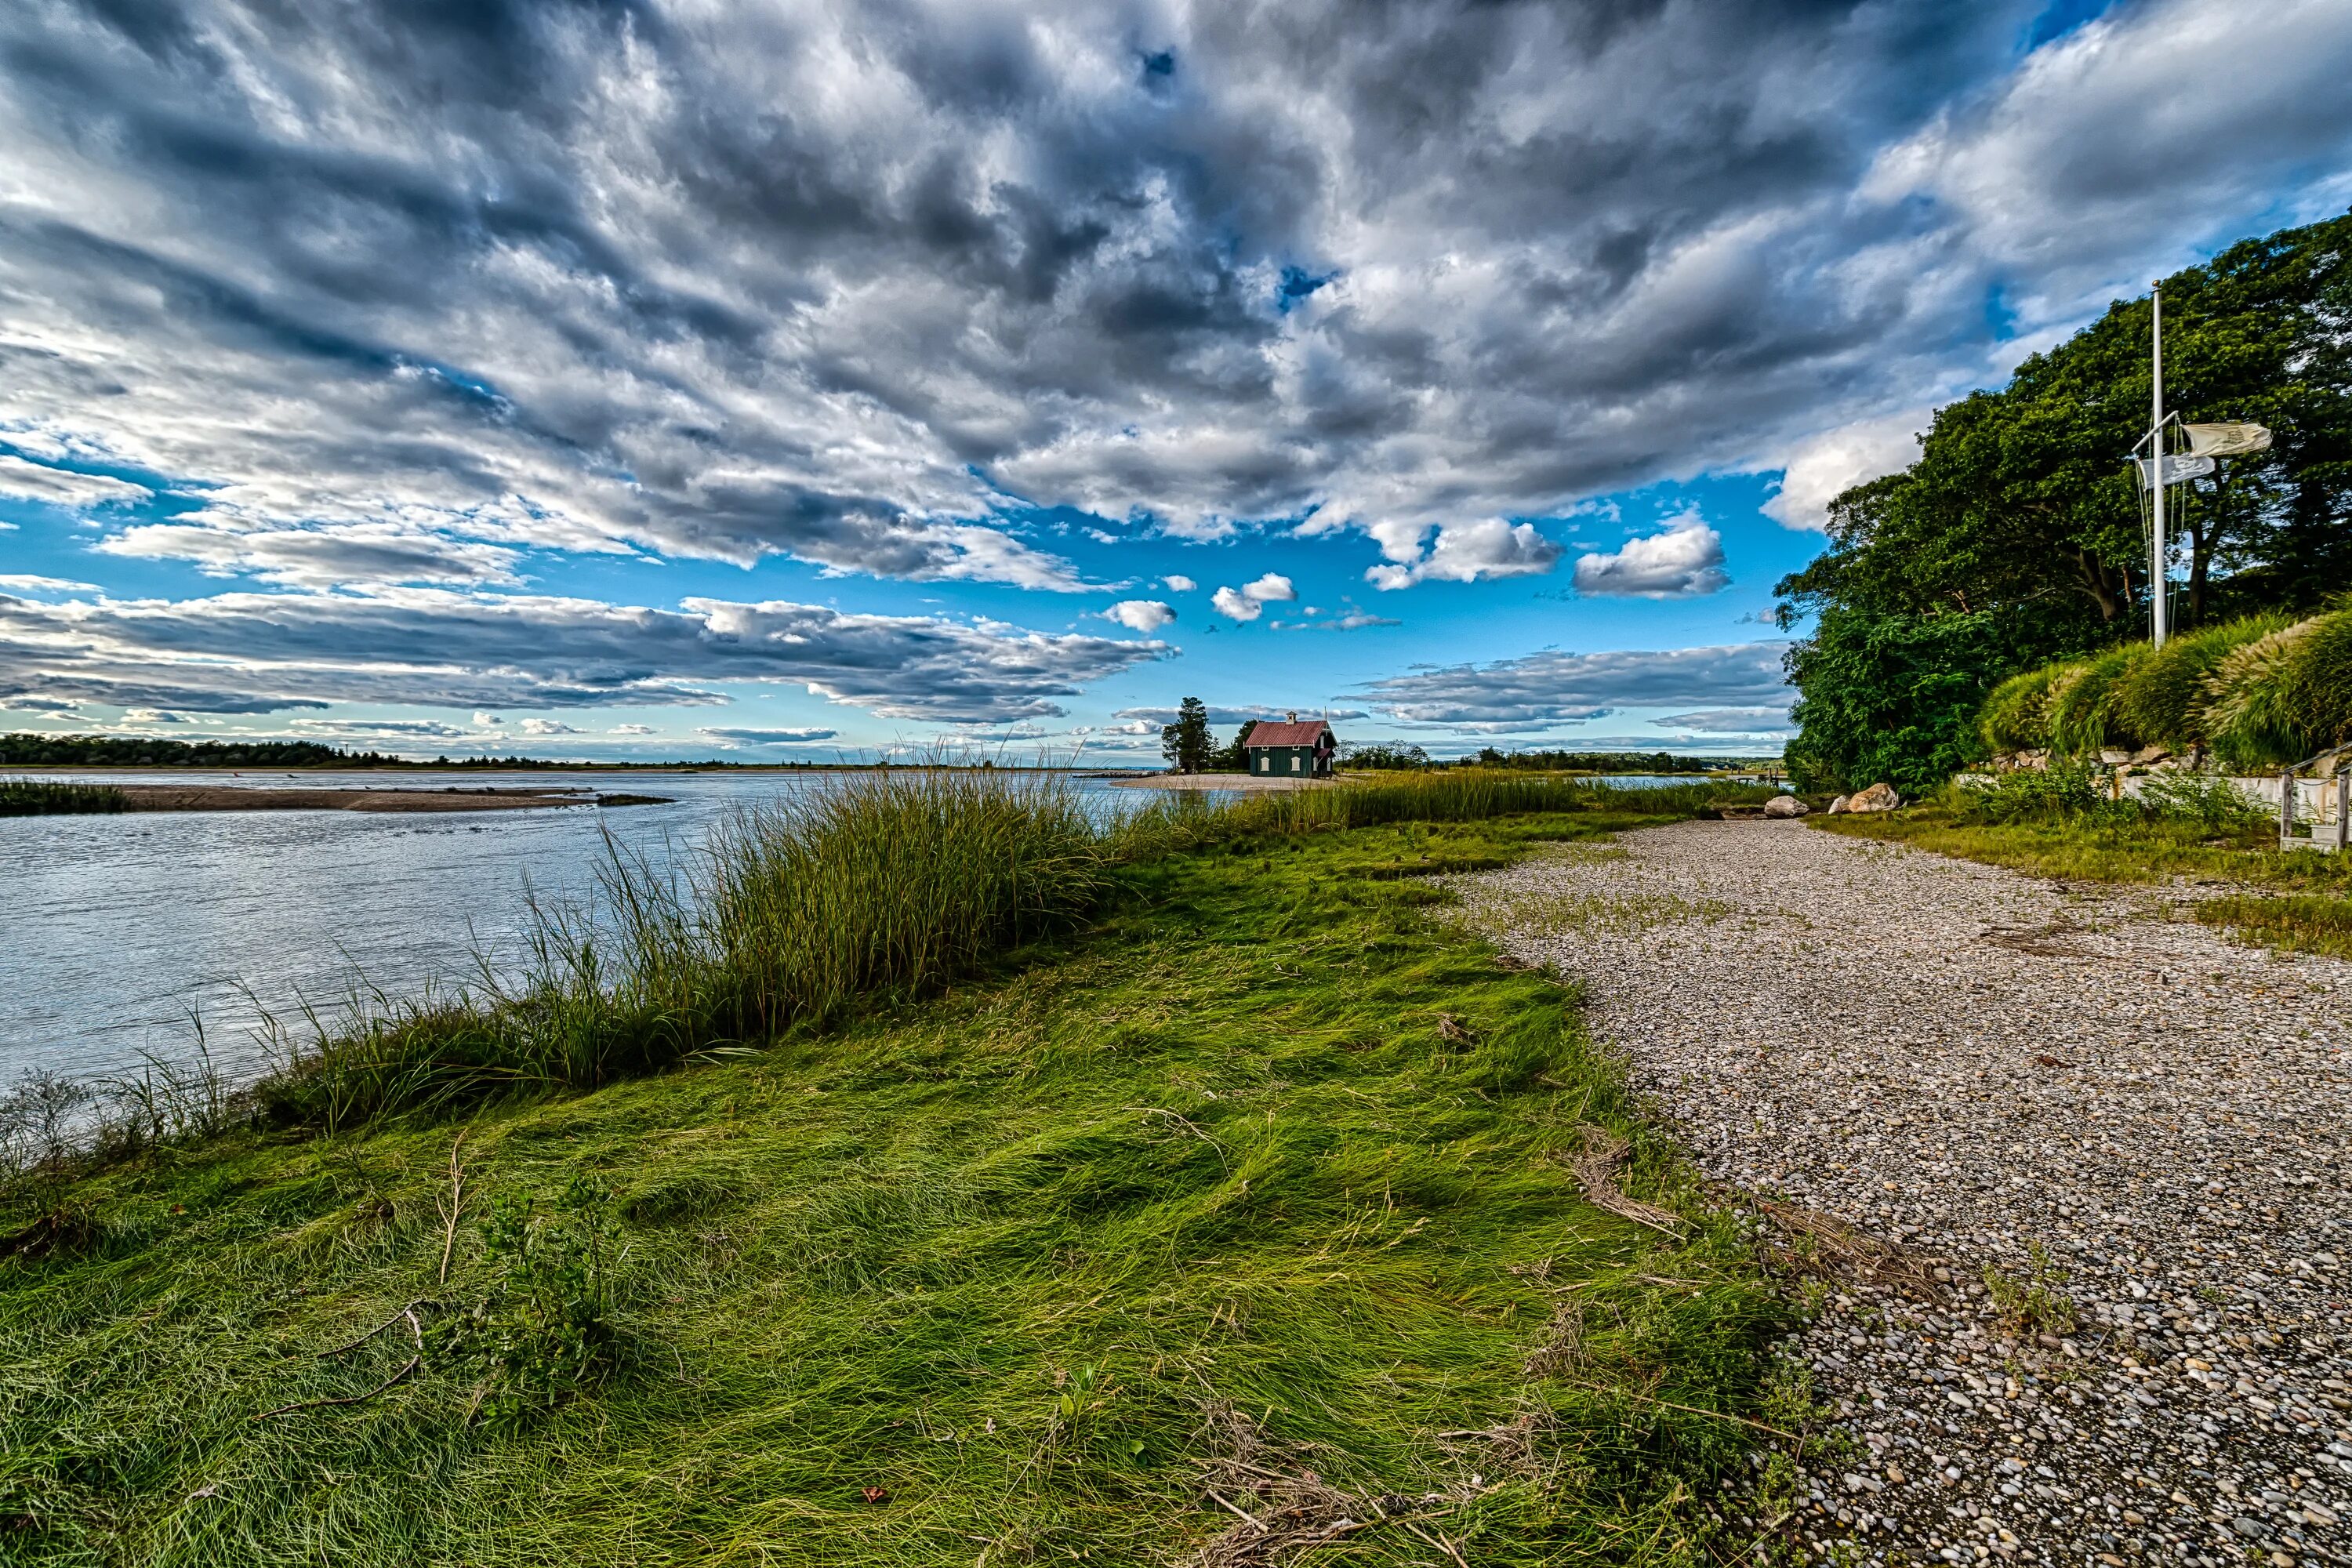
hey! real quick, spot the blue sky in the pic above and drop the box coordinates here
[4,0,2350,764]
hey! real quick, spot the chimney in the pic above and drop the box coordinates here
[1286,710,1297,722]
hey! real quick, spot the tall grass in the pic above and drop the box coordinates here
[252,768,1772,1132]
[2112,613,2289,751]
[0,779,125,815]
[2045,642,2148,756]
[1984,604,2352,769]
[1979,663,2060,753]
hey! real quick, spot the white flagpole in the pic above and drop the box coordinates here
[2151,282,2167,648]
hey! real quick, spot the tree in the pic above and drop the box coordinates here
[1160,697,1214,773]
[1777,209,2352,789]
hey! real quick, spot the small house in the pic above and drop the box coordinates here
[1243,713,1337,778]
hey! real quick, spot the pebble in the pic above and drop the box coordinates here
[1458,821,2352,1565]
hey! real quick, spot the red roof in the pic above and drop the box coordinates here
[1241,720,1333,748]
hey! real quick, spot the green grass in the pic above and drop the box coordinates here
[1,796,1798,1566]
[0,779,125,816]
[1813,791,2352,956]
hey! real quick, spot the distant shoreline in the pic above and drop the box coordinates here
[105,784,671,815]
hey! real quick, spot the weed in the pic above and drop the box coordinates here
[1982,1243,2077,1335]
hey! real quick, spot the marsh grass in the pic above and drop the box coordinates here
[0,779,125,815]
[0,808,1794,1566]
[236,770,1777,1134]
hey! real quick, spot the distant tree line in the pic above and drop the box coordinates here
[1777,210,2352,793]
[0,734,404,768]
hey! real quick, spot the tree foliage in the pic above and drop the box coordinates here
[1160,696,1214,773]
[1778,211,2352,789]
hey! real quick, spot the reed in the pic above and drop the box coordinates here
[0,779,126,815]
[250,768,1773,1131]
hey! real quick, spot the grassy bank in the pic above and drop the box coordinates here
[0,779,126,816]
[1814,773,2352,957]
[2,775,1799,1565]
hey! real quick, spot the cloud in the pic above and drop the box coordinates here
[0,575,102,593]
[608,724,657,735]
[2,0,2335,605]
[1572,511,1730,598]
[1102,599,1176,633]
[1210,573,1297,622]
[119,707,183,724]
[518,717,583,736]
[1650,706,1797,734]
[698,727,839,746]
[1363,520,1563,590]
[1759,412,1926,530]
[1363,641,1791,725]
[292,717,474,740]
[0,589,1169,720]
[1163,575,1198,593]
[1116,705,1367,727]
[0,456,152,509]
[99,523,526,588]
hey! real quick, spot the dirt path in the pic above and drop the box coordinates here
[1456,819,2352,1567]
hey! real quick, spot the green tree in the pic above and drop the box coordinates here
[1777,209,2352,789]
[1160,697,1214,773]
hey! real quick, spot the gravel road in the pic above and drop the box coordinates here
[1456,820,2352,1566]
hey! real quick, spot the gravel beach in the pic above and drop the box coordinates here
[1456,820,2352,1566]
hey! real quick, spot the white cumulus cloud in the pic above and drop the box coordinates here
[1102,599,1177,633]
[1210,573,1297,622]
[1572,512,1730,598]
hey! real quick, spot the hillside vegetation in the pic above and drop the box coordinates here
[1777,210,2352,793]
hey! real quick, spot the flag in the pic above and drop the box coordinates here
[2182,422,2272,458]
[2133,454,2215,490]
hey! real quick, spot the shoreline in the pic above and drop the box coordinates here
[105,783,670,814]
[1104,771,1341,791]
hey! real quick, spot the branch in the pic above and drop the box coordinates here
[437,1130,467,1287]
[254,1307,424,1421]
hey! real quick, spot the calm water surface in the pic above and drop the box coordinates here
[2,768,1721,1088]
[0,769,1143,1088]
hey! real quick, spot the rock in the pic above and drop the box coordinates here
[1828,794,1851,814]
[2131,744,2171,764]
[1764,794,1809,818]
[1846,782,1900,813]
[2098,749,2131,767]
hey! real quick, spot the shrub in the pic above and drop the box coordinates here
[2203,617,2321,770]
[2112,614,2290,751]
[2045,643,2150,757]
[1979,664,2060,754]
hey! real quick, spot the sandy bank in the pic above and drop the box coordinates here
[110,785,669,814]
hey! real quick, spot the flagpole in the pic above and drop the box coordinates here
[2151,282,2167,649]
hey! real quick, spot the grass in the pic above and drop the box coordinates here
[0,779,125,816]
[1813,779,2352,956]
[1,779,1800,1566]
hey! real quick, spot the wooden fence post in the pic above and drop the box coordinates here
[2336,771,2350,854]
[2280,769,2296,848]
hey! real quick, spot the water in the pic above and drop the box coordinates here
[0,769,1142,1089]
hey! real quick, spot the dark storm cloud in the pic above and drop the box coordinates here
[1362,644,1793,726]
[0,590,1169,720]
[2,0,2349,586]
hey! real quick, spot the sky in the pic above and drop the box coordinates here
[3,0,2351,764]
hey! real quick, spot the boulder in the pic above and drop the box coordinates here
[1762,793,1809,818]
[1845,781,1901,813]
[1827,793,1850,814]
